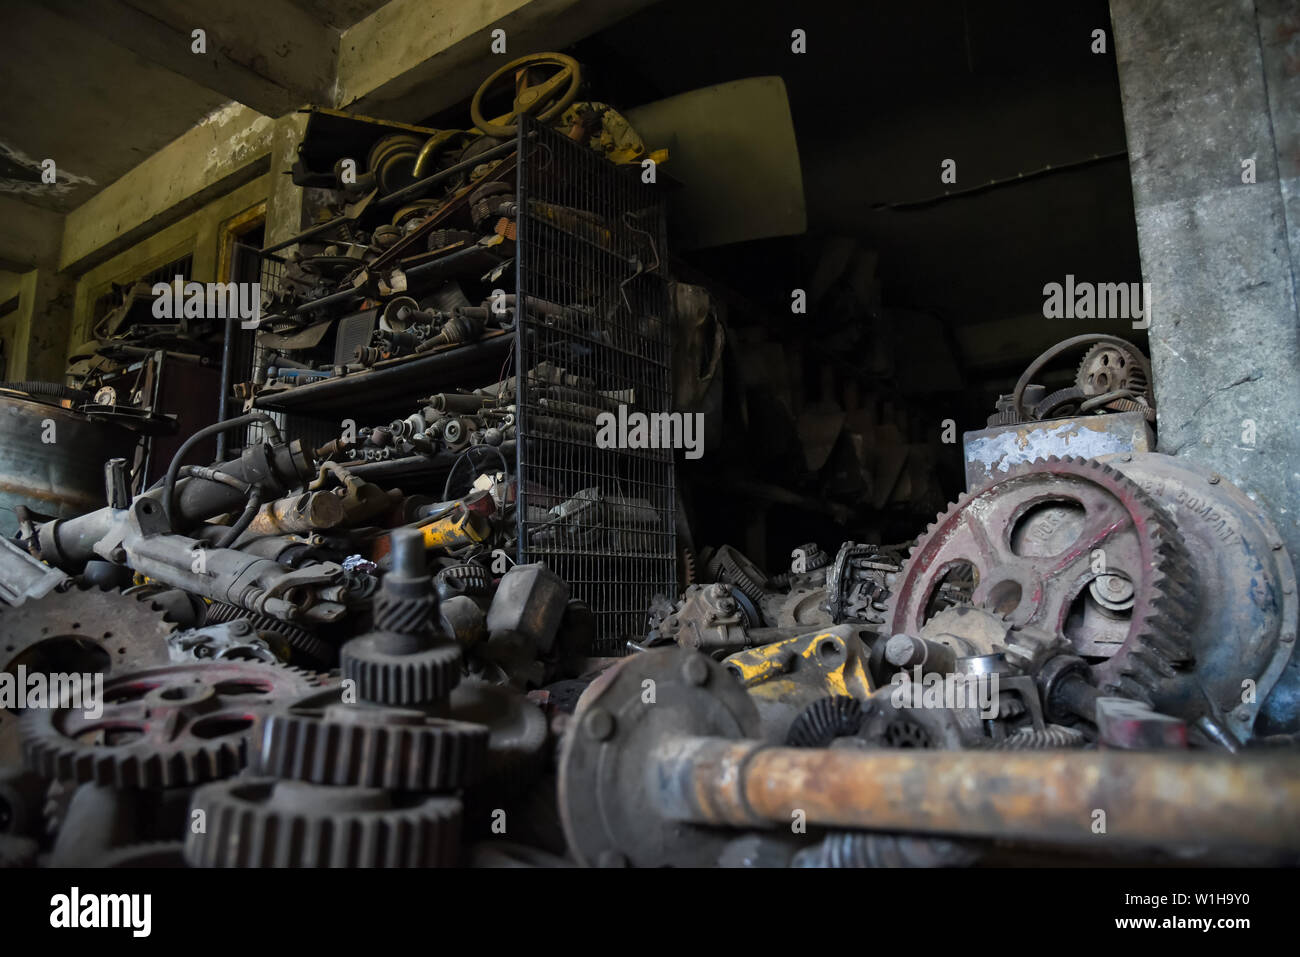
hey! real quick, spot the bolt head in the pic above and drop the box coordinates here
[683,655,710,686]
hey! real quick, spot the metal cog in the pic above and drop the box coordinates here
[1075,342,1149,398]
[1,585,179,768]
[184,778,462,867]
[203,602,335,667]
[785,696,865,748]
[340,635,462,707]
[1032,386,1086,420]
[21,661,330,788]
[0,584,177,678]
[919,604,1012,657]
[256,690,489,790]
[887,456,1198,704]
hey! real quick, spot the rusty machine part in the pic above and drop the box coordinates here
[446,681,550,799]
[889,452,1297,742]
[21,661,328,788]
[340,528,462,706]
[652,582,758,656]
[183,778,463,868]
[823,542,906,626]
[721,626,875,742]
[0,584,177,679]
[887,457,1197,709]
[1010,334,1154,424]
[1097,453,1299,741]
[0,585,179,767]
[557,647,1300,867]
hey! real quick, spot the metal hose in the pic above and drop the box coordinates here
[163,413,279,531]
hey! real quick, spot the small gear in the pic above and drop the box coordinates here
[1075,342,1149,398]
[341,636,462,706]
[184,778,462,867]
[434,564,493,601]
[341,527,461,706]
[257,691,489,790]
[22,662,328,788]
[680,546,698,588]
[1102,396,1157,422]
[786,697,865,748]
[919,605,1012,657]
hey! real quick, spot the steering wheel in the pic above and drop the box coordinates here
[470,53,582,137]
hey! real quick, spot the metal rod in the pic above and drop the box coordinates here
[651,736,1300,849]
[216,316,235,460]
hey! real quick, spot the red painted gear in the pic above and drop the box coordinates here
[886,456,1197,703]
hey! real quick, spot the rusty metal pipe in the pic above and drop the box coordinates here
[651,736,1300,849]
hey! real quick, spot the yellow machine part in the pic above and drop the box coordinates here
[723,627,876,740]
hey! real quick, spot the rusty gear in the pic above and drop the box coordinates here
[919,604,1012,657]
[184,778,462,867]
[0,584,176,679]
[257,691,489,790]
[887,457,1197,703]
[21,662,328,788]
[341,636,462,706]
[1076,342,1149,399]
[917,603,1068,677]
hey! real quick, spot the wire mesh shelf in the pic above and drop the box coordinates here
[515,116,676,655]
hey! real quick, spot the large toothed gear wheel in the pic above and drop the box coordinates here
[887,457,1197,704]
[184,778,462,867]
[21,662,329,788]
[0,585,179,768]
[0,584,176,677]
[256,690,489,790]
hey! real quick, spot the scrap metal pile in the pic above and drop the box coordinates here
[2,312,1299,868]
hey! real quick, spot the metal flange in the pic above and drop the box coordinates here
[556,646,758,867]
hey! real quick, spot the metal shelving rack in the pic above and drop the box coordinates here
[237,118,676,654]
[514,116,676,655]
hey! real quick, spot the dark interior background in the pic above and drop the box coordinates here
[437,0,1148,573]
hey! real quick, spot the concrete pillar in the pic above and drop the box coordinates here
[264,113,311,251]
[24,268,77,382]
[1110,0,1300,729]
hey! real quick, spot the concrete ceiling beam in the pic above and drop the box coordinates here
[43,0,337,116]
